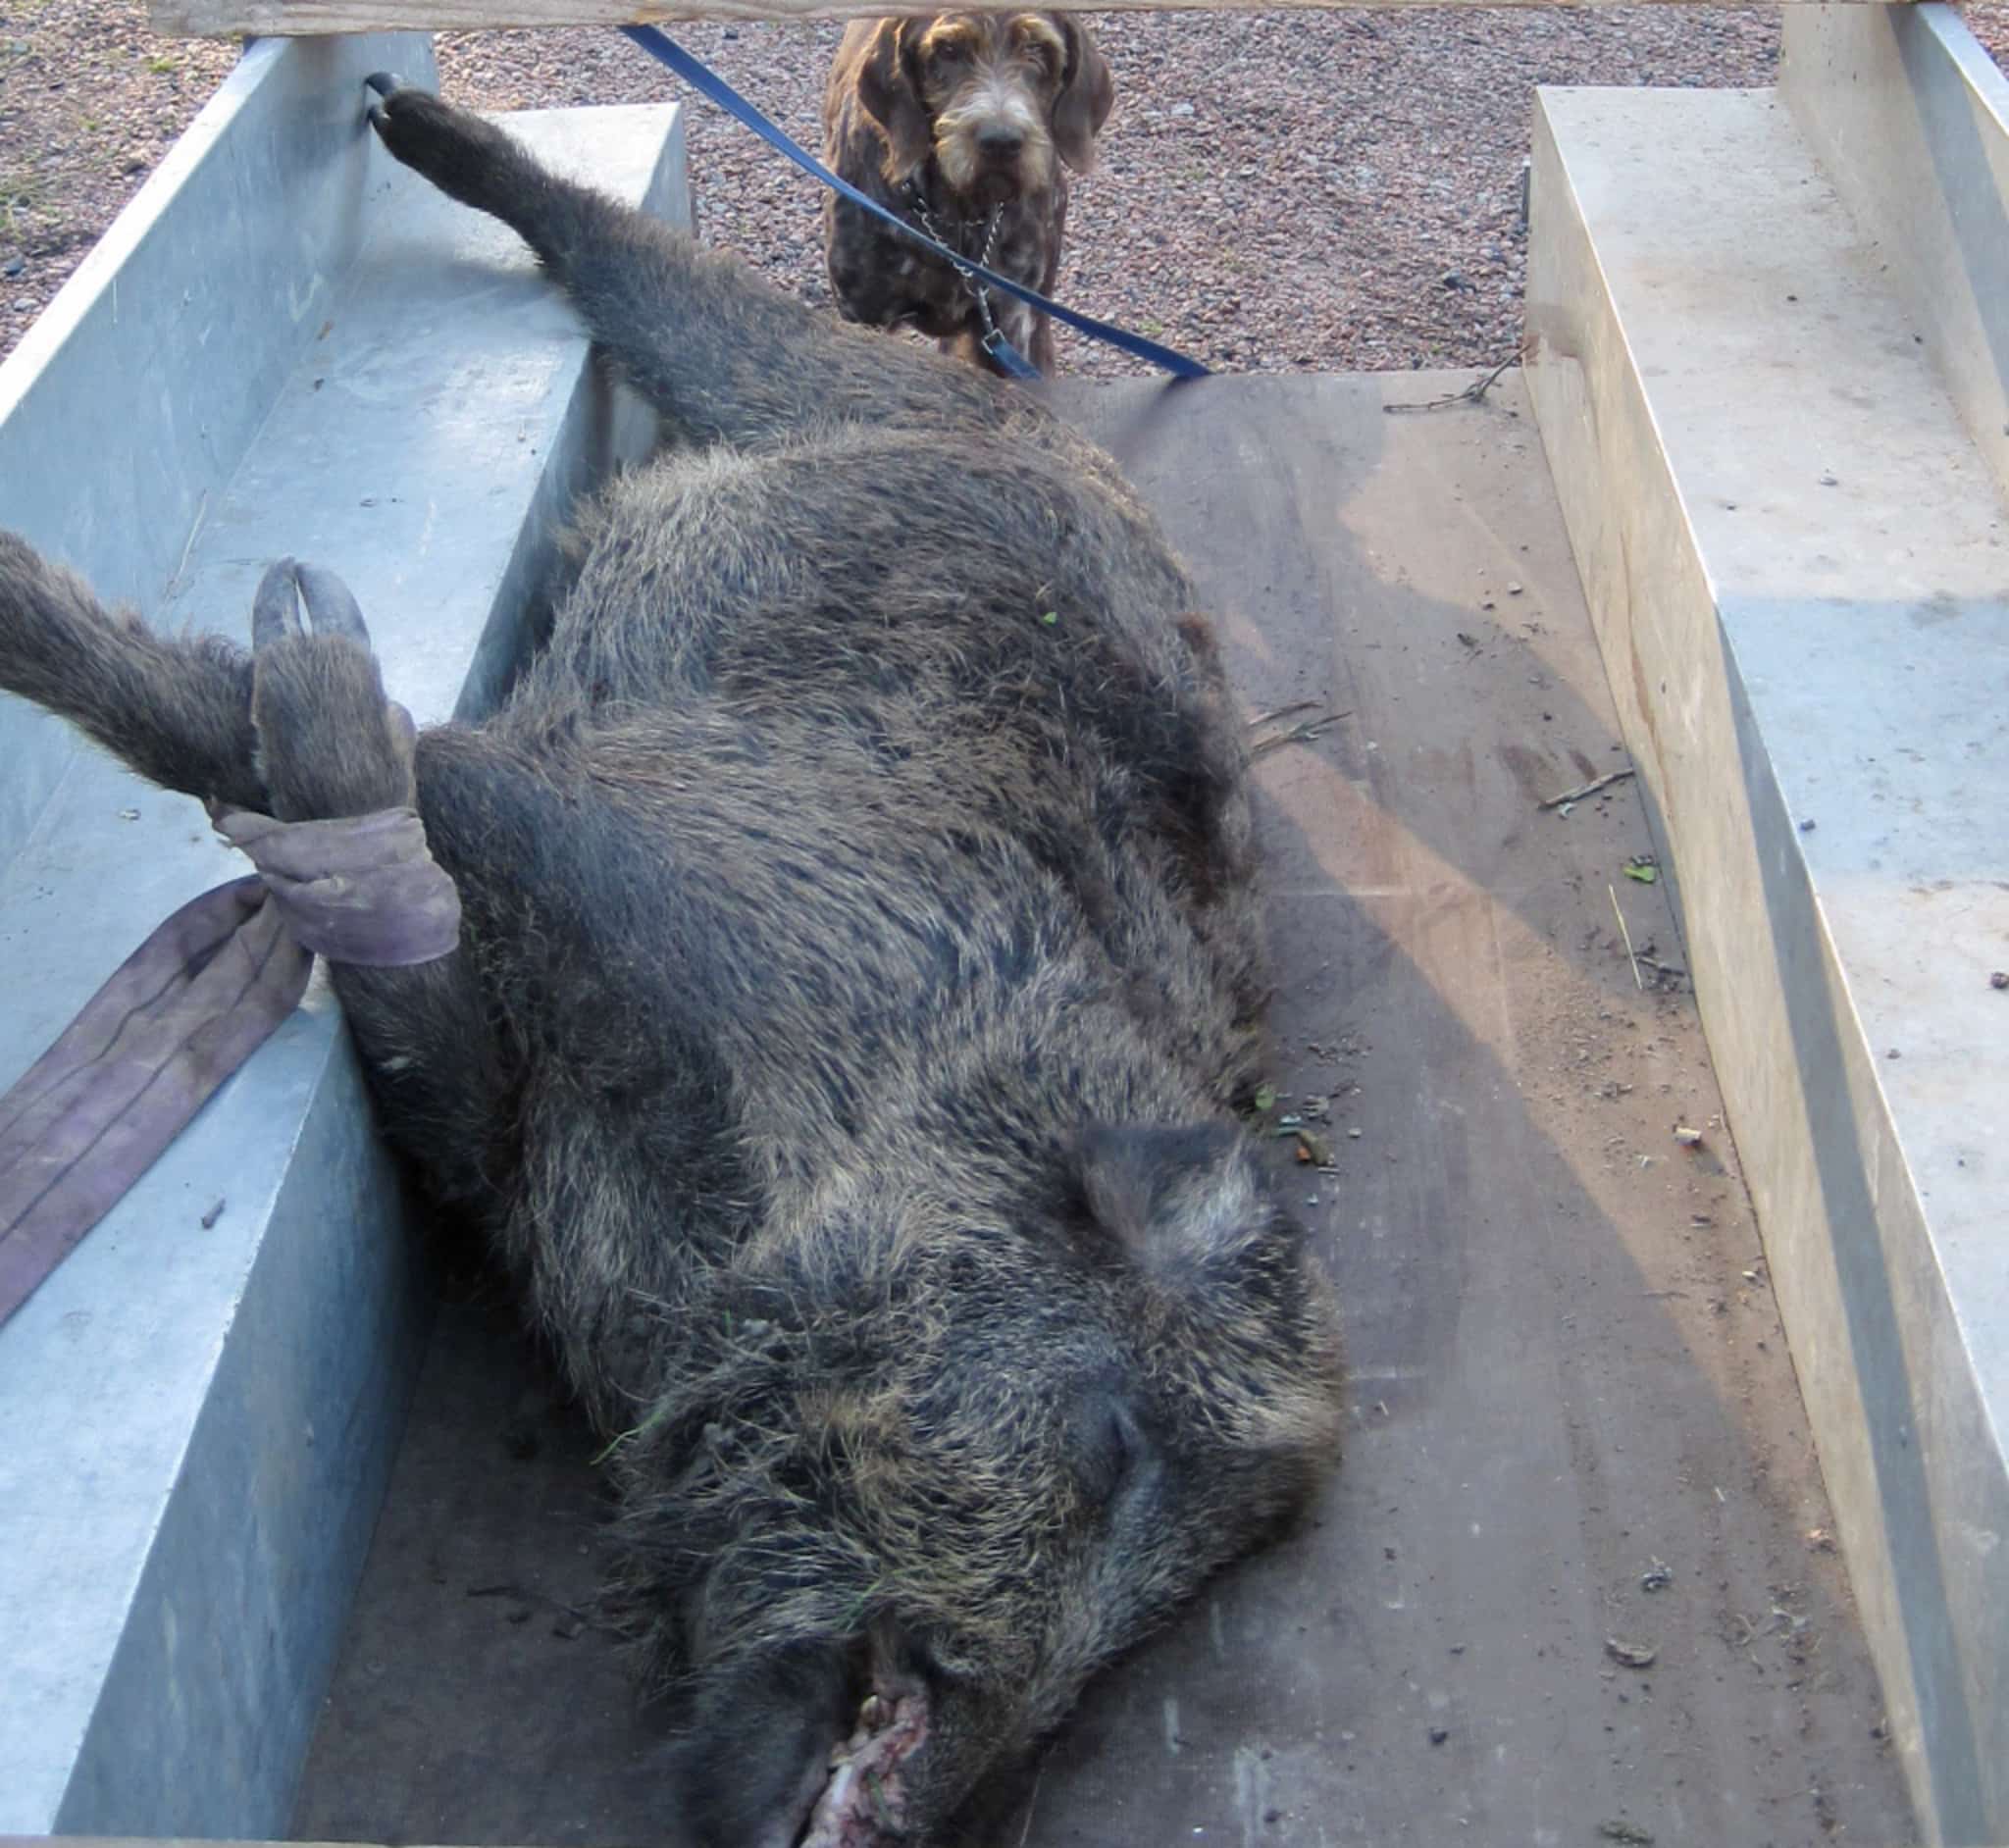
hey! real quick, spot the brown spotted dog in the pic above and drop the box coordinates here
[821,12,1114,377]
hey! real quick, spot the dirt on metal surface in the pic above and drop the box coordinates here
[291,373,1915,1848]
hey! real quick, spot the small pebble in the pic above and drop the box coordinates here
[1990,971,2009,991]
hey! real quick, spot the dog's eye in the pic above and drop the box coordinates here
[927,41,968,74]
[1013,29,1059,75]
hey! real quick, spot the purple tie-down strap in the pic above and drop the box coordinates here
[211,804,462,966]
[0,804,461,1329]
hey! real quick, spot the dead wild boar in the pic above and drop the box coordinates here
[0,76,1345,1848]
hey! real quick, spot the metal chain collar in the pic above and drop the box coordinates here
[901,182,1010,350]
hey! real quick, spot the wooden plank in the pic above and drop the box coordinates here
[272,375,1916,1848]
[152,0,1912,41]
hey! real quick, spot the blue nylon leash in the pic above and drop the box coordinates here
[619,24,1210,382]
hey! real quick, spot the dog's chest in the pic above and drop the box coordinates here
[829,193,1059,336]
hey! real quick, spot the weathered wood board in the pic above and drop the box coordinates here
[152,0,1912,41]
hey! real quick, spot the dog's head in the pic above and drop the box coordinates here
[855,12,1114,204]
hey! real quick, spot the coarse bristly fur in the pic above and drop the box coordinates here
[822,11,1113,376]
[0,79,1344,1848]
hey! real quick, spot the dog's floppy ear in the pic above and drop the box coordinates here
[856,19,934,177]
[1051,16,1114,173]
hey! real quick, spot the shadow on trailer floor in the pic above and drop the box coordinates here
[291,373,1917,1848]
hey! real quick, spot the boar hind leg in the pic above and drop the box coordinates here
[363,75,1005,452]
[246,561,514,1219]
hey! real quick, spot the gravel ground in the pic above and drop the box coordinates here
[4,4,2009,377]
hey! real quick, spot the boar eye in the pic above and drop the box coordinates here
[1067,1391,1144,1505]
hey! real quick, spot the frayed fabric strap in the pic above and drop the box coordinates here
[212,805,461,967]
[0,804,460,1328]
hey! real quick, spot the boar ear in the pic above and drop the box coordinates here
[1061,1375,1151,1505]
[1076,1121,1262,1278]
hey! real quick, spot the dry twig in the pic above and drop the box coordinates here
[1249,708,1350,759]
[1247,700,1323,729]
[1540,766,1636,809]
[1609,884,1643,992]
[1383,354,1519,416]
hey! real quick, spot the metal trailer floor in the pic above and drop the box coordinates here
[290,373,1917,1848]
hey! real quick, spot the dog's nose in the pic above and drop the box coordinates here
[977,126,1025,161]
